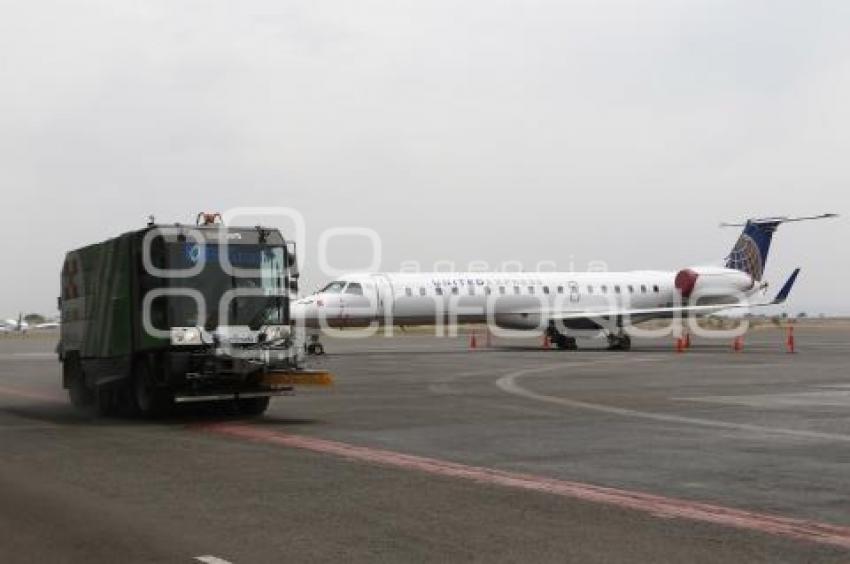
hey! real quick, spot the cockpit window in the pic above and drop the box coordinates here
[320,281,346,294]
[345,282,364,295]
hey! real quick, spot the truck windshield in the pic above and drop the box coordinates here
[165,243,286,328]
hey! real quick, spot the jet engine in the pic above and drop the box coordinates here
[674,266,754,302]
[493,313,545,330]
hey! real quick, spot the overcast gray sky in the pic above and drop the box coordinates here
[1,0,848,317]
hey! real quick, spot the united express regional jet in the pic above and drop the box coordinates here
[292,215,836,352]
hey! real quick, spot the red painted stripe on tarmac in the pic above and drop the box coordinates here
[203,422,850,551]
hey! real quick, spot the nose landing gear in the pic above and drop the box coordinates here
[305,334,325,356]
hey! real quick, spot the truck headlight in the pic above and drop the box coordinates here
[171,327,203,345]
[262,325,290,341]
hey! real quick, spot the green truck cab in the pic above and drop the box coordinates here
[58,218,326,416]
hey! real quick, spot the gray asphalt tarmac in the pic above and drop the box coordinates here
[1,327,849,563]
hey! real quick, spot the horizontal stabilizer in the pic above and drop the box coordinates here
[772,268,800,305]
[720,213,838,228]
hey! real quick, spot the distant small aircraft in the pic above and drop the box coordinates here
[293,214,837,353]
[1,314,29,333]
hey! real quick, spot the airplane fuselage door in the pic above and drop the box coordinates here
[568,281,580,303]
[371,274,395,324]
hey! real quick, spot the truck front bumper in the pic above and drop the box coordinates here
[173,369,333,403]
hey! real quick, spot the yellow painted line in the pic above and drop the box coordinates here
[264,370,334,387]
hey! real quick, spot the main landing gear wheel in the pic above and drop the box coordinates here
[547,325,578,351]
[607,334,632,351]
[554,334,579,350]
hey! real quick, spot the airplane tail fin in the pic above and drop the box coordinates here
[721,214,837,281]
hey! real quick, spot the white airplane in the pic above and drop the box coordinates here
[292,214,836,353]
[1,314,29,333]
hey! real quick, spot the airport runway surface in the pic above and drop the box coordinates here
[1,327,849,563]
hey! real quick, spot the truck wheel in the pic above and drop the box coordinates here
[95,385,120,416]
[237,396,270,416]
[65,358,93,409]
[130,360,168,417]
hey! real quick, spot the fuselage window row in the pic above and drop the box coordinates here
[398,283,664,298]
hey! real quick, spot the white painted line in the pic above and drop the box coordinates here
[496,360,850,443]
[195,556,233,564]
[427,369,501,395]
[676,390,850,408]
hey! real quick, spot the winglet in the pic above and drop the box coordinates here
[772,268,801,304]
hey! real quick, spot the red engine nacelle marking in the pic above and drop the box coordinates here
[675,268,699,298]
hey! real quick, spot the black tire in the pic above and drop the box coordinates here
[65,357,94,409]
[237,396,271,416]
[607,335,631,351]
[554,334,578,351]
[130,359,170,417]
[95,385,121,416]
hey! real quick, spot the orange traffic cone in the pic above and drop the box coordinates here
[786,326,796,354]
[732,336,743,352]
[469,330,478,350]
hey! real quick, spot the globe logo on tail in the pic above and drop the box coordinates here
[727,234,764,281]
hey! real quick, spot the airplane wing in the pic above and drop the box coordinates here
[510,269,801,322]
